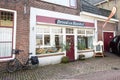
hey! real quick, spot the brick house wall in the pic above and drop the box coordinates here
[97,20,117,41]
[0,0,30,72]
[96,0,120,34]
[29,0,80,16]
[0,0,118,72]
[0,0,81,71]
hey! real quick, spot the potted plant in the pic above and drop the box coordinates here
[77,42,86,50]
[62,42,70,51]
[78,54,85,60]
[61,56,69,63]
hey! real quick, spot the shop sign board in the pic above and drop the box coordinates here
[56,19,85,26]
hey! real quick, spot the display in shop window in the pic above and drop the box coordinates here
[77,36,93,50]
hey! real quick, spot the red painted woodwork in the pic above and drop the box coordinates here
[66,35,75,61]
[36,16,94,27]
[103,32,114,52]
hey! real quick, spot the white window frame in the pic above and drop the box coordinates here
[36,26,64,48]
[77,29,94,51]
[41,0,77,8]
[0,8,17,61]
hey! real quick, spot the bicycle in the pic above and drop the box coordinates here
[6,49,39,72]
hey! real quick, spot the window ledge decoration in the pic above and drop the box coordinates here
[37,53,65,58]
[77,49,94,53]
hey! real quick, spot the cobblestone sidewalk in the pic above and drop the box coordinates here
[1,53,120,80]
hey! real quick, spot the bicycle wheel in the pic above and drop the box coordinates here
[23,59,32,70]
[7,59,19,72]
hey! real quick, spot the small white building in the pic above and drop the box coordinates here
[29,7,96,66]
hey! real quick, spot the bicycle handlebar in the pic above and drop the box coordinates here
[12,49,24,54]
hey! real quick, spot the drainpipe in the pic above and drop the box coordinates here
[24,0,28,15]
[79,0,82,14]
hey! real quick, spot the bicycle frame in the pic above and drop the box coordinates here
[7,49,33,72]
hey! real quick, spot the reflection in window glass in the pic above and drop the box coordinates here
[70,0,76,7]
[36,35,63,54]
[36,34,43,45]
[41,0,76,8]
[36,26,64,55]
[52,27,62,34]
[55,35,63,51]
[77,36,93,50]
[86,30,94,35]
[113,37,118,42]
[44,35,50,45]
[77,29,85,34]
[66,28,74,34]
[0,28,12,57]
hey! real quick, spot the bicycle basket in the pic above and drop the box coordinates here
[31,56,39,65]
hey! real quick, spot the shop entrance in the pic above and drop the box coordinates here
[103,32,114,52]
[66,35,74,61]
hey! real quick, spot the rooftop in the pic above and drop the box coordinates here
[80,0,115,18]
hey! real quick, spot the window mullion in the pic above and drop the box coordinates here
[0,11,1,26]
[43,34,44,47]
[50,27,52,46]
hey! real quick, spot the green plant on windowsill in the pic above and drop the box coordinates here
[62,42,70,51]
[77,42,86,50]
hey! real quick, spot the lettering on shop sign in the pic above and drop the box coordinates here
[55,19,85,26]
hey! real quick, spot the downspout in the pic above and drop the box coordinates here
[79,0,82,13]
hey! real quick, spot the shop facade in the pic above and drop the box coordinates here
[97,20,118,51]
[30,7,95,66]
[0,0,119,71]
[80,11,118,52]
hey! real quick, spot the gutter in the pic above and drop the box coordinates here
[94,0,114,6]
[80,11,119,22]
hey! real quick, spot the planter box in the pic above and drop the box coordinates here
[77,49,94,58]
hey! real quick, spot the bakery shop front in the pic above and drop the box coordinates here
[30,7,95,66]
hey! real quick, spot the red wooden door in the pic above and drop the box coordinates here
[103,32,114,52]
[66,35,74,61]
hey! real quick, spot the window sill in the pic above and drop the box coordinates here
[0,55,15,62]
[77,49,94,53]
[37,53,65,58]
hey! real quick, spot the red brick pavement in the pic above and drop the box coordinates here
[1,53,120,80]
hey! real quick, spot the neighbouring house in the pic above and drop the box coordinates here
[0,0,30,71]
[0,0,118,71]
[80,0,119,52]
[95,0,120,35]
